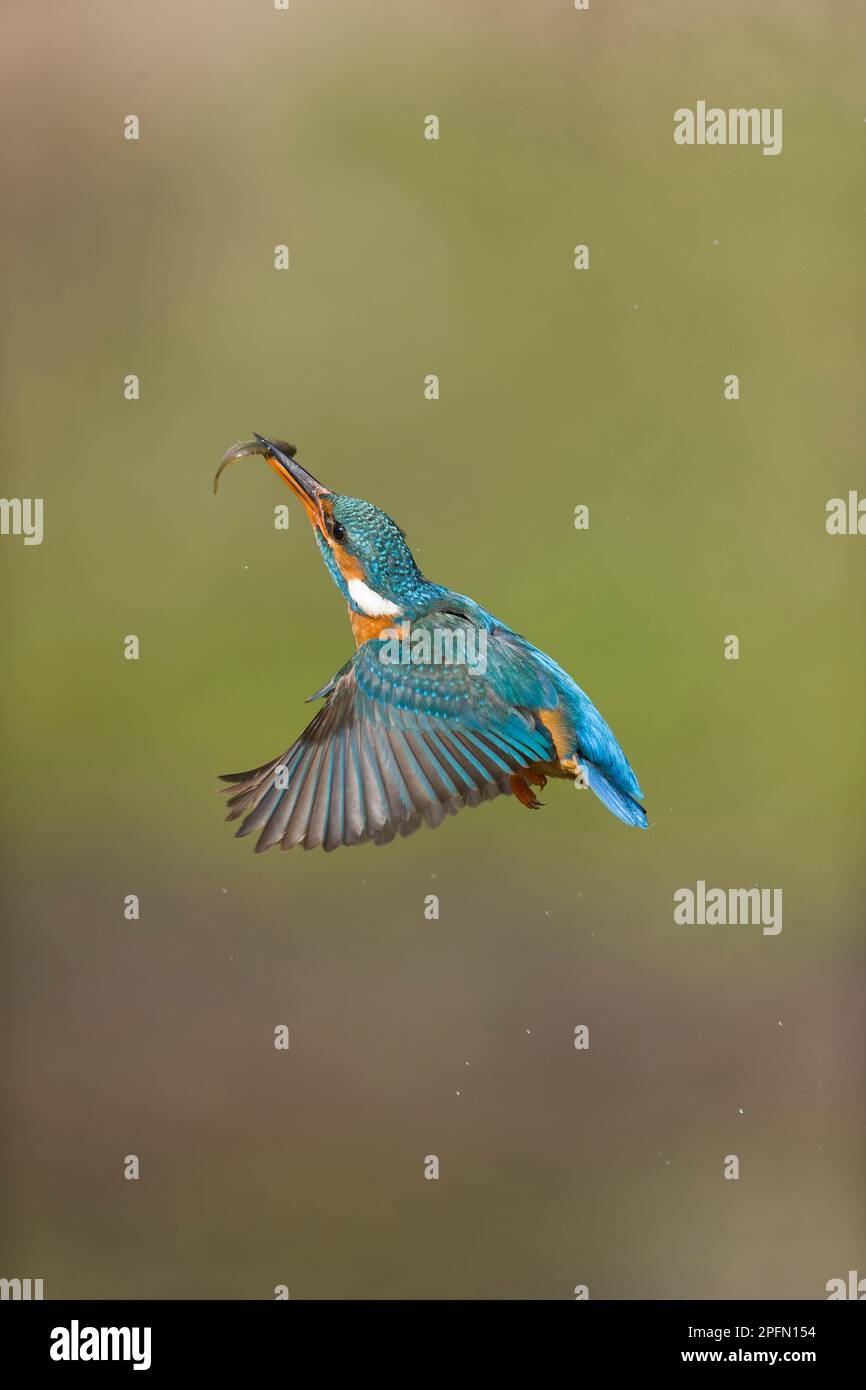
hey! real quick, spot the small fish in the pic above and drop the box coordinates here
[213,435,297,495]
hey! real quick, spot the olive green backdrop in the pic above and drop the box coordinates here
[1,0,863,1298]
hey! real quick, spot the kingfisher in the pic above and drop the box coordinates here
[215,434,647,852]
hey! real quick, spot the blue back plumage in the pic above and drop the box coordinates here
[436,597,646,827]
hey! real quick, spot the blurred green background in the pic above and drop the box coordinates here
[1,0,864,1298]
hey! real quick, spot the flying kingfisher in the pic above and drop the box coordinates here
[215,435,647,852]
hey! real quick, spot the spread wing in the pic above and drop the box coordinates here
[219,615,560,852]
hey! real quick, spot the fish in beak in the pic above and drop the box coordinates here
[214,434,332,534]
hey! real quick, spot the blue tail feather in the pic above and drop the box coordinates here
[584,761,647,828]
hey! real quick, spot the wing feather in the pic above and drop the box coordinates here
[219,617,557,851]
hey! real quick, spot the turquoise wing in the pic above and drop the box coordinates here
[219,614,559,852]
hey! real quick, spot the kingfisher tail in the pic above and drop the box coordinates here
[583,760,647,828]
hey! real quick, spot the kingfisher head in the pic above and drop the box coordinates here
[215,435,439,619]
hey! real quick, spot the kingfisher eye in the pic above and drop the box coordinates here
[331,521,346,543]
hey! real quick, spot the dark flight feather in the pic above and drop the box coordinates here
[219,624,558,852]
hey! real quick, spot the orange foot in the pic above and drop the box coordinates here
[510,769,547,810]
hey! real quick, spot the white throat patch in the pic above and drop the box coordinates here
[347,577,401,617]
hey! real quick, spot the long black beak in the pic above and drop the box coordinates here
[214,434,332,531]
[253,435,331,516]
